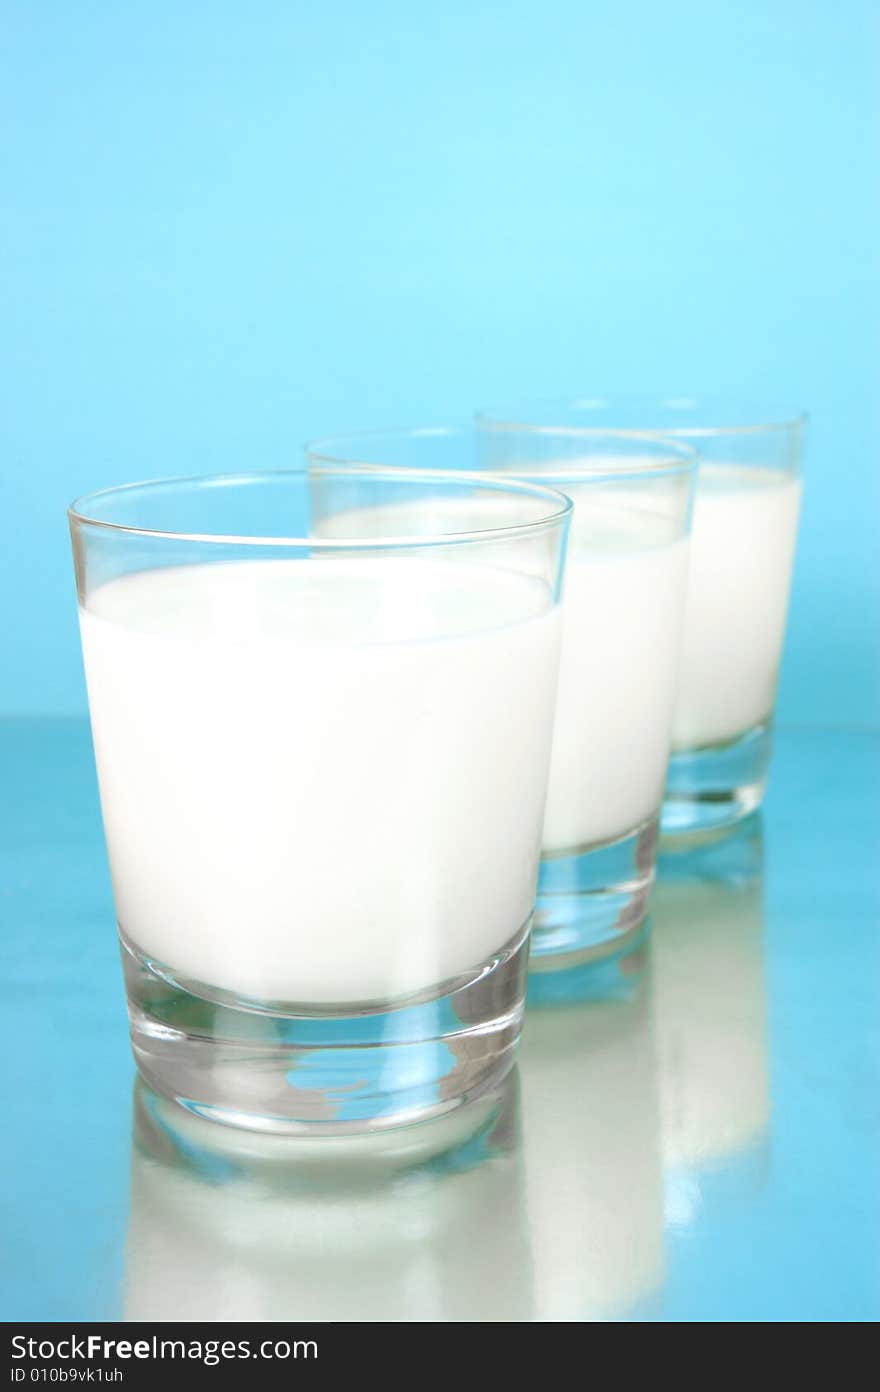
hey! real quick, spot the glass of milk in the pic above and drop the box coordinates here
[478,398,806,839]
[69,466,571,1133]
[308,427,696,970]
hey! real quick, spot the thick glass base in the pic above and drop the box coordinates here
[132,1065,520,1184]
[530,818,657,971]
[527,919,651,1008]
[121,924,528,1135]
[661,722,771,844]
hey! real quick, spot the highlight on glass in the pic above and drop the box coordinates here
[478,399,805,839]
[306,427,696,970]
[69,467,572,1133]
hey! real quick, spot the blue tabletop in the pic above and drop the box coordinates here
[1,718,878,1322]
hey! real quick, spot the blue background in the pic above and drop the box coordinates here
[2,5,879,1322]
[2,0,878,719]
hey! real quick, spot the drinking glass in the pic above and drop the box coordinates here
[69,467,570,1132]
[478,399,805,838]
[306,427,695,970]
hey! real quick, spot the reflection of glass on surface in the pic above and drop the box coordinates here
[125,1075,534,1322]
[518,941,665,1320]
[651,816,769,1217]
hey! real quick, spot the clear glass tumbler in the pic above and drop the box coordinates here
[69,467,571,1133]
[306,427,695,970]
[479,399,805,839]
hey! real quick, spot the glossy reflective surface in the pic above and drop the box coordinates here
[2,720,878,1321]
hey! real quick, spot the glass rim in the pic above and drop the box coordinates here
[67,465,573,550]
[307,422,698,478]
[476,396,808,439]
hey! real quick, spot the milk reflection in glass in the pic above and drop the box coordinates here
[673,466,801,750]
[79,557,561,1005]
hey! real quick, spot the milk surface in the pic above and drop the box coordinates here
[79,558,561,1005]
[673,465,801,750]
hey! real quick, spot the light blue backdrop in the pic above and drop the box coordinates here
[2,1,878,721]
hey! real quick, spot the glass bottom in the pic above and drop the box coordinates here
[661,721,772,844]
[527,919,651,1008]
[530,817,658,970]
[121,923,529,1135]
[133,1064,520,1185]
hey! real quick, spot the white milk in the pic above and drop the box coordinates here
[672,465,801,750]
[79,558,561,1006]
[318,493,689,854]
[543,501,689,852]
